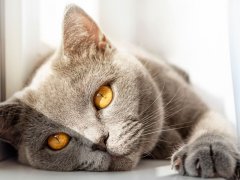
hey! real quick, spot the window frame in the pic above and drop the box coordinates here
[0,0,5,101]
[229,0,240,137]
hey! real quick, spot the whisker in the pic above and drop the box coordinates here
[139,81,166,117]
[163,87,182,109]
[142,124,193,137]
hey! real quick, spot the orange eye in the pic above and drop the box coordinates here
[47,133,70,150]
[94,85,113,109]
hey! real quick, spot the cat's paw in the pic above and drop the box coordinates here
[171,134,239,179]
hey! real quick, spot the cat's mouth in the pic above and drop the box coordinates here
[106,148,134,157]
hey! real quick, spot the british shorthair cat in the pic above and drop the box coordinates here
[0,4,239,179]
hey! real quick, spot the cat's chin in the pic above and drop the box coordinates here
[108,153,140,171]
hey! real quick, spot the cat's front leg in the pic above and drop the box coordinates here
[171,111,239,179]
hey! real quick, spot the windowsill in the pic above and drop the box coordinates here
[0,159,223,180]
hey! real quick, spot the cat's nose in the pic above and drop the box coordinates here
[92,133,109,152]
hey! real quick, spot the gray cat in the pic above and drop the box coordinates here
[0,4,239,179]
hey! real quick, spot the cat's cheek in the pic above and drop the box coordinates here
[99,155,112,171]
[106,125,143,156]
[88,151,111,171]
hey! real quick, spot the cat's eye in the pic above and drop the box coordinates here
[47,133,70,150]
[94,85,113,109]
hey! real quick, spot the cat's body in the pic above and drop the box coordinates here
[0,5,239,179]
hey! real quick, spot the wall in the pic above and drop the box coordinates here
[39,0,99,48]
[4,0,40,98]
[0,0,5,101]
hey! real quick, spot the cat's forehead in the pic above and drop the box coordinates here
[29,50,116,90]
[47,49,140,85]
[17,50,140,126]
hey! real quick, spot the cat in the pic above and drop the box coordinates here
[0,4,239,179]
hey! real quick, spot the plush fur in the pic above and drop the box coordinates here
[0,4,239,178]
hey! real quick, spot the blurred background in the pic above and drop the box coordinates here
[0,0,239,132]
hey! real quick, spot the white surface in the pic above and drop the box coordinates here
[0,159,223,180]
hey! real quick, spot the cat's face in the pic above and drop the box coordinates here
[0,5,164,171]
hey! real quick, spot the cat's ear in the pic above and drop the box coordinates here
[63,4,112,56]
[0,100,23,146]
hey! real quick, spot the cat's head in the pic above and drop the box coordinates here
[0,5,164,171]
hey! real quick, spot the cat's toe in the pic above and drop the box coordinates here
[171,146,188,175]
[171,135,238,179]
[185,146,235,178]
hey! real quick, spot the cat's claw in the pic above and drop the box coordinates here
[172,157,181,170]
[195,158,202,177]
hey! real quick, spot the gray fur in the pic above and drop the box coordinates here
[0,4,238,178]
